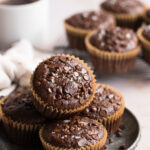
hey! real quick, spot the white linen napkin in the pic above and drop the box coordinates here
[0,40,44,96]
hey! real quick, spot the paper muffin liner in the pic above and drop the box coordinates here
[101,6,147,30]
[94,84,125,135]
[64,20,115,50]
[137,27,150,64]
[85,31,141,73]
[39,124,107,150]
[31,54,96,119]
[0,97,43,146]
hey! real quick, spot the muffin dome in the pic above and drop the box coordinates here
[101,0,145,15]
[2,87,45,124]
[40,116,107,149]
[66,11,115,30]
[90,27,138,53]
[31,55,96,118]
[81,84,122,119]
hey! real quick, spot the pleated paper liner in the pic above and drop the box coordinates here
[0,97,44,146]
[137,27,150,64]
[95,84,125,135]
[39,124,107,150]
[64,19,116,51]
[85,30,141,73]
[101,6,147,30]
[31,54,96,119]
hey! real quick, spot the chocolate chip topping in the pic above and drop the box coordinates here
[90,27,138,53]
[81,85,122,119]
[2,87,46,124]
[32,56,94,110]
[101,0,145,14]
[42,116,105,148]
[66,11,115,30]
[143,25,150,41]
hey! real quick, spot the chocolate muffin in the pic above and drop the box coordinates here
[0,87,46,146]
[137,25,150,64]
[80,84,125,135]
[31,55,96,119]
[85,27,140,73]
[64,11,115,50]
[39,116,107,150]
[101,0,146,29]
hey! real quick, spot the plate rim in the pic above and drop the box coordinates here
[125,108,141,150]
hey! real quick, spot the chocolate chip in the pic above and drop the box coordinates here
[102,101,110,108]
[93,99,98,104]
[92,134,98,139]
[66,94,71,100]
[116,131,122,137]
[75,94,80,99]
[48,88,52,93]
[57,95,62,100]
[104,145,107,149]
[99,110,106,117]
[59,56,66,62]
[36,81,41,86]
[109,99,114,103]
[75,65,81,70]
[83,75,89,81]
[78,138,86,147]
[79,99,84,104]
[57,87,62,94]
[74,72,79,77]
[84,108,89,114]
[109,138,113,144]
[86,134,92,140]
[91,106,97,112]
[119,144,125,149]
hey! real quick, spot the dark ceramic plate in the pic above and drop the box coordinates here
[0,108,140,150]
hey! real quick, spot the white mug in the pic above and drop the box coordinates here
[0,0,50,50]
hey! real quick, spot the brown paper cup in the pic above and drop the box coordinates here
[39,124,107,150]
[64,20,115,50]
[95,84,125,135]
[0,98,43,146]
[137,27,150,64]
[31,54,96,119]
[85,31,141,73]
[101,6,147,30]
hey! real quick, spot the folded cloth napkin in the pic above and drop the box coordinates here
[0,40,45,96]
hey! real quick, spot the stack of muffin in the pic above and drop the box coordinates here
[0,54,125,149]
[65,0,150,73]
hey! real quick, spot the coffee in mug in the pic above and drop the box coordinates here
[0,0,37,5]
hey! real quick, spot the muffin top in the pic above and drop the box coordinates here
[80,85,122,119]
[101,0,145,15]
[32,55,95,110]
[66,11,115,30]
[42,116,105,148]
[2,87,46,124]
[90,27,138,52]
[142,25,150,41]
